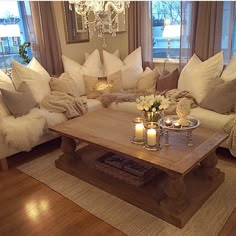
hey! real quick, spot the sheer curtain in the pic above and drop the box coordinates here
[180,1,236,66]
[128,1,153,68]
[29,1,63,76]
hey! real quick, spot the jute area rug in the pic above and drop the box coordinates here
[18,149,236,236]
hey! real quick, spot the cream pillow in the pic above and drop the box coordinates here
[85,49,120,77]
[50,73,81,97]
[62,49,102,96]
[137,67,160,93]
[0,70,14,117]
[83,75,110,99]
[103,47,143,76]
[121,65,144,90]
[221,53,236,82]
[107,71,123,93]
[11,60,51,103]
[178,52,224,103]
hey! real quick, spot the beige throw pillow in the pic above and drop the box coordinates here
[157,68,180,92]
[107,71,124,93]
[200,79,236,114]
[83,75,111,99]
[137,67,160,93]
[50,73,80,97]
[0,82,37,117]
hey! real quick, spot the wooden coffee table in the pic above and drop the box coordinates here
[50,109,228,228]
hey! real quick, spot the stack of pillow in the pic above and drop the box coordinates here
[178,51,236,114]
[62,47,179,99]
[0,47,181,118]
[0,58,52,117]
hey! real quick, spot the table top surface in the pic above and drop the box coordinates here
[50,109,228,175]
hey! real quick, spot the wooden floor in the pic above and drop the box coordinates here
[0,139,124,236]
[0,139,235,236]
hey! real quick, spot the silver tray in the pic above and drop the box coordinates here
[159,115,200,132]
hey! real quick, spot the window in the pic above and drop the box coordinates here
[152,1,181,60]
[0,1,32,70]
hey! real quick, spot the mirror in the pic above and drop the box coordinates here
[62,2,89,44]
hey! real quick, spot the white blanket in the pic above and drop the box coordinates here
[0,108,66,151]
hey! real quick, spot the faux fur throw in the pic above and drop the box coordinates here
[99,92,139,107]
[0,108,66,151]
[40,91,87,119]
[99,89,197,114]
[224,117,236,157]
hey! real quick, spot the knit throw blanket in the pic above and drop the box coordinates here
[99,89,197,114]
[40,91,87,119]
[224,118,236,156]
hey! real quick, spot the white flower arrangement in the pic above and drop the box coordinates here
[136,94,170,112]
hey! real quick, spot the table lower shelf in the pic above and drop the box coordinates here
[55,145,224,228]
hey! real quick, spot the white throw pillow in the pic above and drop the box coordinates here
[103,47,143,90]
[122,65,144,90]
[103,47,143,76]
[221,53,236,82]
[178,52,224,103]
[28,57,51,82]
[11,59,51,103]
[85,49,120,77]
[0,70,15,117]
[62,49,102,96]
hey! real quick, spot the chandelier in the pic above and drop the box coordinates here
[68,1,130,47]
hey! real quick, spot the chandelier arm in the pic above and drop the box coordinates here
[104,2,125,14]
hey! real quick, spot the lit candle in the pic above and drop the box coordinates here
[147,128,157,146]
[174,122,181,128]
[135,123,144,141]
[165,118,172,127]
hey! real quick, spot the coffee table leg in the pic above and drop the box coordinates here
[59,136,78,162]
[160,171,188,213]
[199,152,220,180]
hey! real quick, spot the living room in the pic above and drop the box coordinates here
[0,0,235,235]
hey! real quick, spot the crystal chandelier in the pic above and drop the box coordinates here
[68,1,130,47]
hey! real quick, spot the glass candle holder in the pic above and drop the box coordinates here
[143,122,161,151]
[130,117,145,144]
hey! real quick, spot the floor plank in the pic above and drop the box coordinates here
[0,139,235,235]
[0,139,124,236]
[219,208,236,236]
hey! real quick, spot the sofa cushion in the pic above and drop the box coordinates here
[190,107,235,132]
[1,82,38,117]
[86,98,103,112]
[85,49,120,77]
[62,49,102,96]
[157,68,180,92]
[103,47,143,78]
[200,79,236,114]
[221,53,236,82]
[178,52,224,103]
[0,70,14,117]
[83,75,110,99]
[50,73,81,97]
[11,60,51,103]
[107,71,124,93]
[137,67,160,93]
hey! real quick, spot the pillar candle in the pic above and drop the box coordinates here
[147,128,157,146]
[135,123,144,141]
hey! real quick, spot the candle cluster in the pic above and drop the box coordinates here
[132,117,160,151]
[164,118,182,129]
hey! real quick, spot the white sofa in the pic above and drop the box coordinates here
[0,95,235,171]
